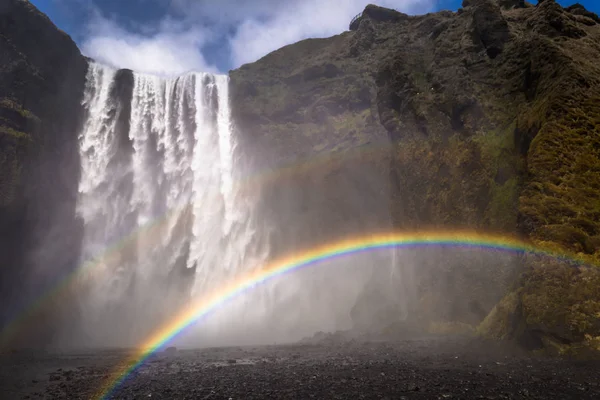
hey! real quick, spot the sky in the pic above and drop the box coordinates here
[30,0,600,75]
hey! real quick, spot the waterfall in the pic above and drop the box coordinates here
[76,63,261,346]
[75,62,388,348]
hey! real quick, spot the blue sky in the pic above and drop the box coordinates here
[30,0,600,75]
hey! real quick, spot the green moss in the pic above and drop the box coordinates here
[0,126,32,141]
[537,225,595,254]
[477,291,519,340]
[232,3,600,351]
[391,126,522,232]
[519,95,600,254]
[476,124,521,231]
[473,121,515,163]
[585,335,600,353]
[0,123,30,206]
[521,259,600,341]
[479,259,600,356]
[0,144,23,207]
[487,177,518,231]
[0,98,39,121]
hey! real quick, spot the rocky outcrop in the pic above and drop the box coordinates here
[1,0,599,354]
[231,0,600,354]
[230,30,393,262]
[380,0,600,352]
[0,0,88,344]
[566,3,600,24]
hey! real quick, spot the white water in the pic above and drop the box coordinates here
[75,62,394,347]
[75,64,263,345]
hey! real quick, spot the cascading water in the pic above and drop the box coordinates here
[75,62,395,348]
[75,63,263,346]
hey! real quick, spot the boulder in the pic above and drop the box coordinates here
[566,3,600,24]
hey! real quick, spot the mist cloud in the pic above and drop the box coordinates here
[80,0,437,74]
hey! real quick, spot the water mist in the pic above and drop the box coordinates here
[74,62,399,348]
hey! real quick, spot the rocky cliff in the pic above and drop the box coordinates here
[1,0,599,354]
[230,29,393,263]
[0,0,88,343]
[230,0,600,354]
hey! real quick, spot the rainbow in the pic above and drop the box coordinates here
[94,230,583,399]
[0,214,170,348]
[0,142,390,347]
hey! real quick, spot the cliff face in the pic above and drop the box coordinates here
[0,0,88,342]
[230,2,522,331]
[230,29,393,263]
[231,0,600,352]
[1,0,599,353]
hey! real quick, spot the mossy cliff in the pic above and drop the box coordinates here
[0,0,88,344]
[230,0,600,354]
[230,21,394,262]
[1,0,599,352]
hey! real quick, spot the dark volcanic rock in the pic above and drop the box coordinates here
[530,0,587,38]
[362,4,408,23]
[0,0,88,345]
[230,1,600,354]
[1,0,599,357]
[566,3,600,24]
[230,32,393,263]
[3,339,600,399]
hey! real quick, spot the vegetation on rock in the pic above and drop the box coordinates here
[2,0,599,353]
[231,0,600,355]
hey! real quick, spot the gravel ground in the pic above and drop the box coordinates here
[2,336,600,399]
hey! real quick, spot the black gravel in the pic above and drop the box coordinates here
[2,336,600,399]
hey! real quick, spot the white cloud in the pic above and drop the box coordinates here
[82,11,217,76]
[79,0,437,74]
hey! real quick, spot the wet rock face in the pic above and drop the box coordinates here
[0,0,88,343]
[230,32,393,261]
[231,0,600,353]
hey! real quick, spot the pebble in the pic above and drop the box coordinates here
[5,338,600,399]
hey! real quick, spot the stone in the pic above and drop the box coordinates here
[566,3,600,24]
[362,4,408,23]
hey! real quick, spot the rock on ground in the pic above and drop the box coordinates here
[1,336,600,399]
